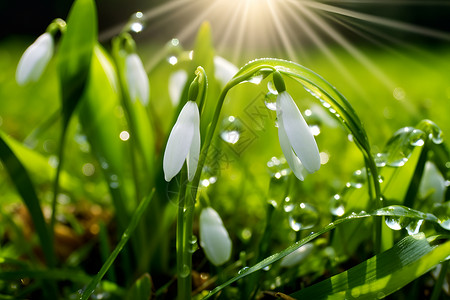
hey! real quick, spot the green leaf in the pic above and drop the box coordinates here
[57,0,97,124]
[291,234,450,299]
[78,45,132,228]
[202,206,442,299]
[0,134,55,268]
[126,273,153,300]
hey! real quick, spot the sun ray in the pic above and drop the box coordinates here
[216,1,247,55]
[99,0,191,41]
[291,2,395,89]
[278,3,366,96]
[266,1,299,61]
[302,1,450,41]
[231,1,252,63]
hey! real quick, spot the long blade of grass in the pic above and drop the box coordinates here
[79,189,155,300]
[202,206,441,299]
[290,235,450,299]
[0,134,55,268]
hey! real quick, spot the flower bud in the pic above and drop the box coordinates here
[16,33,54,85]
[199,207,232,266]
[125,53,149,105]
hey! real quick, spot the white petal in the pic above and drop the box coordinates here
[16,33,54,85]
[214,56,238,87]
[199,208,232,266]
[278,116,306,181]
[163,101,197,181]
[125,53,149,105]
[277,91,320,173]
[186,102,200,181]
[169,70,188,106]
[280,243,314,267]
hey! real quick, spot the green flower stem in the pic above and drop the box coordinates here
[177,167,189,300]
[176,64,273,299]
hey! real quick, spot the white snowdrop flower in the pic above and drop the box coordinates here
[163,101,200,182]
[214,56,238,87]
[199,207,232,266]
[16,33,54,85]
[169,69,188,106]
[419,161,446,203]
[280,243,314,267]
[125,53,149,105]
[277,91,321,180]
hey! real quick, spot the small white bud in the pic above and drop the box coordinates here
[16,33,54,85]
[125,53,149,105]
[199,207,232,266]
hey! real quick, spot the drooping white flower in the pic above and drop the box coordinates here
[125,53,149,105]
[163,101,200,182]
[214,56,238,87]
[276,91,321,180]
[199,207,232,266]
[16,33,54,85]
[280,243,314,267]
[169,69,188,106]
[419,161,446,203]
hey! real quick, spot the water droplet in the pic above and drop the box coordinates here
[347,169,366,189]
[319,152,329,165]
[109,174,120,189]
[288,203,319,231]
[240,228,252,241]
[375,153,387,167]
[330,194,345,217]
[432,203,450,230]
[406,219,423,235]
[82,163,95,176]
[48,155,59,168]
[220,116,241,144]
[303,85,326,102]
[128,12,145,33]
[75,133,90,152]
[167,56,178,65]
[383,127,426,167]
[189,235,198,253]
[179,264,190,278]
[119,130,130,141]
[263,265,271,271]
[264,92,277,111]
[246,75,263,85]
[385,216,407,231]
[309,125,321,136]
[348,134,354,142]
[238,266,250,274]
[393,87,406,100]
